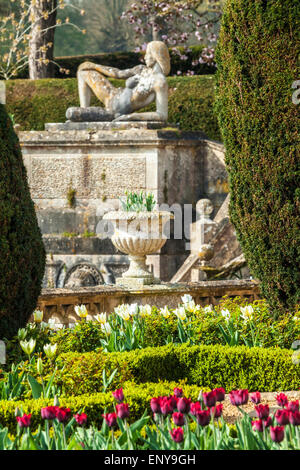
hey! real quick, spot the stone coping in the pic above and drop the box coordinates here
[19,129,207,146]
[45,121,179,132]
[103,211,174,221]
[39,279,259,300]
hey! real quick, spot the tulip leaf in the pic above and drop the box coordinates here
[27,375,43,399]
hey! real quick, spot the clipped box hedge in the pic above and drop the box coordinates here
[0,381,204,434]
[5,75,221,141]
[13,46,216,80]
[53,343,300,396]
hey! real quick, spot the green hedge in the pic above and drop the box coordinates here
[5,76,221,141]
[0,105,45,338]
[0,381,204,434]
[53,343,300,396]
[12,46,216,80]
[215,0,300,314]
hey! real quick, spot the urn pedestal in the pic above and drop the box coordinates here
[103,211,173,287]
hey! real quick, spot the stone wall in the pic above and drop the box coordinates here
[19,128,228,285]
[34,280,260,326]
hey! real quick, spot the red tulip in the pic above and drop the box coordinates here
[250,392,261,404]
[255,404,269,420]
[210,404,223,419]
[275,393,288,408]
[289,411,300,426]
[173,388,183,398]
[168,395,178,409]
[263,416,272,428]
[74,413,87,426]
[16,414,31,428]
[102,412,117,428]
[56,407,72,423]
[190,402,202,416]
[150,397,161,414]
[112,388,124,404]
[170,427,184,443]
[229,389,249,406]
[275,409,290,426]
[270,426,284,443]
[214,387,225,402]
[252,419,263,432]
[203,390,217,408]
[196,409,211,427]
[116,403,130,420]
[160,397,174,415]
[41,406,58,420]
[177,397,191,414]
[172,412,185,427]
[285,400,299,413]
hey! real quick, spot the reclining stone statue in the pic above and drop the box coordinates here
[66,41,171,123]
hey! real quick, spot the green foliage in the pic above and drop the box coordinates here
[215,0,300,315]
[49,298,300,356]
[120,191,156,212]
[53,342,300,396]
[5,76,221,141]
[0,381,203,434]
[0,104,45,338]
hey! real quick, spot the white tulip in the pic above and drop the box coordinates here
[75,304,88,318]
[101,322,112,335]
[33,310,44,323]
[20,339,36,356]
[94,313,107,324]
[160,306,171,319]
[43,343,58,359]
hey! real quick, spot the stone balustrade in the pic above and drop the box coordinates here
[34,279,260,325]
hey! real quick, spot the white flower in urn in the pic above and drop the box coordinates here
[221,309,231,323]
[75,304,88,319]
[240,305,254,323]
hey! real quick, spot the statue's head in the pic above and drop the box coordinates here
[145,41,171,76]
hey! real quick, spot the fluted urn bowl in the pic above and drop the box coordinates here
[103,211,173,286]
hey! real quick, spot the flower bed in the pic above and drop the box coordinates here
[0,386,299,450]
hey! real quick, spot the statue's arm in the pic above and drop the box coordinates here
[78,62,144,79]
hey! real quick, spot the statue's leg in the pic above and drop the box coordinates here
[77,68,116,110]
[78,70,92,107]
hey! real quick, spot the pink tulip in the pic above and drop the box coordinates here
[116,403,130,420]
[16,414,31,428]
[250,392,261,404]
[229,389,249,406]
[112,388,124,403]
[255,404,269,420]
[270,426,284,443]
[170,427,184,443]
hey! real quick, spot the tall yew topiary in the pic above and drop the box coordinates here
[215,0,300,315]
[0,104,45,338]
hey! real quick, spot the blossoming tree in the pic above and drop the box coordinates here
[121,0,224,72]
[0,0,85,80]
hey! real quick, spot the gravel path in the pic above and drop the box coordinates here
[222,391,300,424]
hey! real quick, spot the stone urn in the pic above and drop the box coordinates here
[103,211,173,286]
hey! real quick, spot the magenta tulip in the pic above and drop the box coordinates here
[112,388,124,403]
[116,403,130,420]
[229,389,249,406]
[170,427,184,443]
[270,426,284,443]
[250,392,261,404]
